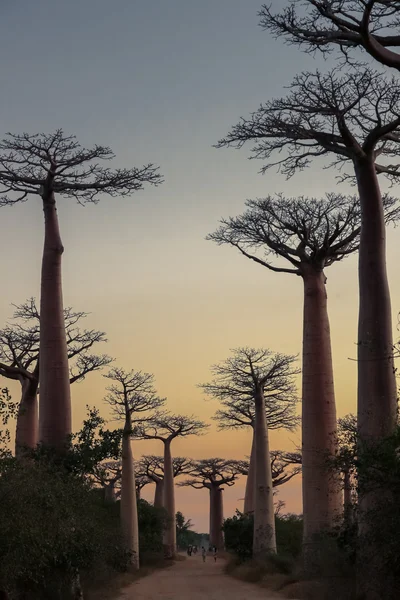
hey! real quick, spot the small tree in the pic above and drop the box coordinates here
[201,348,298,556]
[104,367,165,569]
[179,458,242,550]
[135,413,207,558]
[0,131,162,449]
[137,455,194,508]
[0,298,112,455]
[259,1,400,72]
[93,460,122,503]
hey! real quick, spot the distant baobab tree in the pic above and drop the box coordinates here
[216,61,400,588]
[179,458,242,550]
[201,348,298,557]
[93,460,122,503]
[0,130,162,449]
[204,348,299,516]
[135,413,208,558]
[259,1,400,72]
[104,367,165,569]
[0,298,112,456]
[237,450,301,494]
[137,455,194,508]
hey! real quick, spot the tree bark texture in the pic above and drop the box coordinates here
[243,429,255,514]
[162,440,176,558]
[301,267,342,568]
[39,193,71,448]
[120,417,139,570]
[253,387,276,557]
[354,158,398,600]
[154,479,164,509]
[15,377,39,456]
[104,482,117,503]
[209,486,224,549]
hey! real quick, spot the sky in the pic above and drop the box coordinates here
[0,0,399,532]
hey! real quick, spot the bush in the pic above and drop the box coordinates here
[0,459,128,599]
[137,499,168,559]
[223,510,303,562]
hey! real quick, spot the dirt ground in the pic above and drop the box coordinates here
[115,554,290,600]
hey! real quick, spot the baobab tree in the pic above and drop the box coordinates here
[0,130,162,449]
[104,367,165,569]
[179,458,242,550]
[135,412,207,558]
[208,195,371,550]
[259,1,400,72]
[201,348,298,557]
[0,298,112,455]
[237,449,302,494]
[203,347,299,516]
[215,70,400,568]
[137,455,194,508]
[93,460,122,503]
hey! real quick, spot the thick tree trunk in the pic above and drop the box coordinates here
[162,440,176,558]
[209,485,224,549]
[354,158,397,443]
[243,429,255,514]
[154,479,164,509]
[301,267,341,568]
[253,387,276,557]
[104,481,117,503]
[354,158,398,600]
[39,193,71,448]
[120,415,139,570]
[15,376,39,456]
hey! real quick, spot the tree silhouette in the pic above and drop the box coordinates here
[237,450,302,491]
[0,130,162,449]
[104,367,164,569]
[216,68,400,568]
[0,298,112,455]
[135,413,207,558]
[259,1,400,72]
[137,455,194,508]
[179,458,242,550]
[201,347,298,556]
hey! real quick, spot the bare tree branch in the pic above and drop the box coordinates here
[134,412,208,442]
[259,1,400,71]
[200,347,300,432]
[178,458,243,490]
[0,130,162,206]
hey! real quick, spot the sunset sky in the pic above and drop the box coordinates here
[0,0,399,532]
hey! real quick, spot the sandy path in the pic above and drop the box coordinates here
[116,554,285,600]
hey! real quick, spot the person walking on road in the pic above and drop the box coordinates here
[201,546,206,563]
[213,546,217,562]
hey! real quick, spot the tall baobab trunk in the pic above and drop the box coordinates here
[244,430,255,514]
[162,440,176,558]
[253,387,276,557]
[354,158,397,445]
[301,266,341,567]
[209,485,224,549]
[354,158,397,600]
[39,191,71,448]
[120,415,139,570]
[15,376,39,456]
[154,479,164,509]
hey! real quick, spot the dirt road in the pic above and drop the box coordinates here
[116,554,286,600]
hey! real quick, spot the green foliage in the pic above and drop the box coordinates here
[223,510,254,560]
[0,459,128,600]
[223,510,303,562]
[175,511,203,549]
[138,499,168,557]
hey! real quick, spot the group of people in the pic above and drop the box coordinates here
[187,545,217,563]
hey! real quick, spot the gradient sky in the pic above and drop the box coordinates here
[1,0,399,532]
